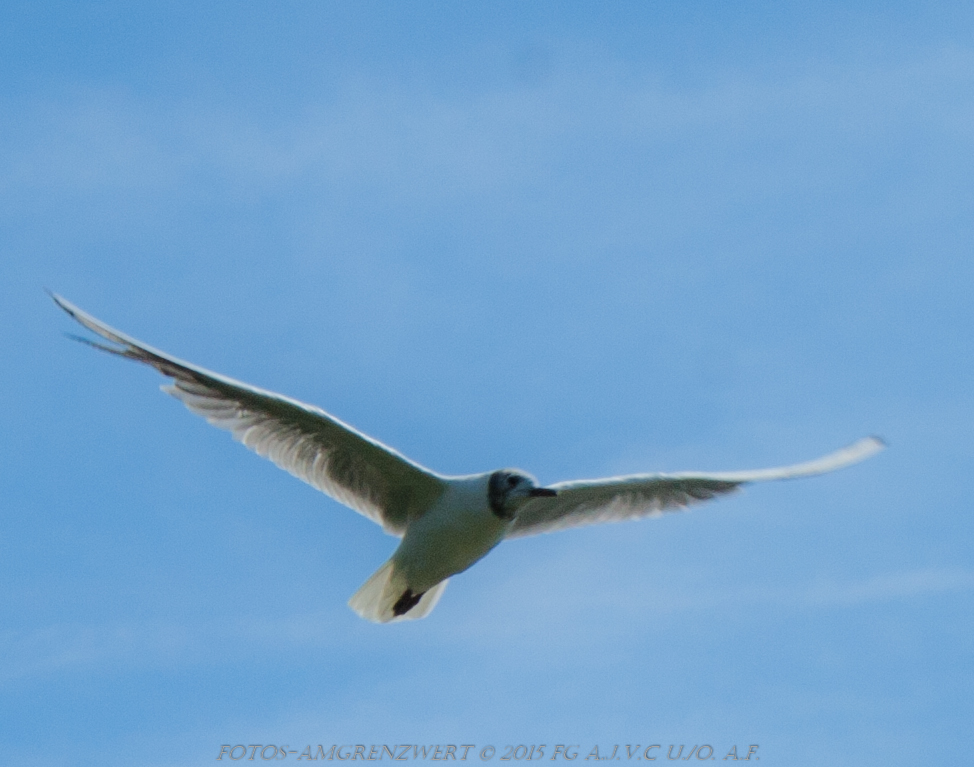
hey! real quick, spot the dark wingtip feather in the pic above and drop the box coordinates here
[63,332,129,357]
[48,289,69,312]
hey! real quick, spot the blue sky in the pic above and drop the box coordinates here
[2,2,972,765]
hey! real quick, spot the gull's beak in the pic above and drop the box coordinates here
[529,487,558,497]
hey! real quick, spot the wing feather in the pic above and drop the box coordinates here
[52,293,446,535]
[507,437,884,538]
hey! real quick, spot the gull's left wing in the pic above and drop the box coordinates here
[506,437,885,539]
[51,294,447,536]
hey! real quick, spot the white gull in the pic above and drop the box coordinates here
[52,294,885,623]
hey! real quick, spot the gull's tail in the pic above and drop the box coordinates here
[348,559,448,623]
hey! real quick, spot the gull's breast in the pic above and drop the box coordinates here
[392,476,508,592]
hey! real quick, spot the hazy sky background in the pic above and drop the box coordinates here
[2,3,972,765]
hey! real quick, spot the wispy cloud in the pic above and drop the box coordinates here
[452,555,974,648]
[4,44,973,211]
[5,565,964,684]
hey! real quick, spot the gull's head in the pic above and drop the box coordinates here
[487,469,557,520]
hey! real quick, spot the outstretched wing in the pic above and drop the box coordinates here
[52,293,446,536]
[506,437,885,539]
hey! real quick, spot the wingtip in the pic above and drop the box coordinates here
[857,435,888,456]
[47,290,76,317]
[704,434,887,483]
[48,293,135,351]
[834,436,886,467]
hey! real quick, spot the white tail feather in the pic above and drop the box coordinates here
[348,560,448,623]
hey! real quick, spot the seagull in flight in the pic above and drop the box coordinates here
[52,294,885,623]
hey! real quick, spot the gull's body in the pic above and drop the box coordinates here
[52,294,885,623]
[354,474,509,620]
[395,474,507,591]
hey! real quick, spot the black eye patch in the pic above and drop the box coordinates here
[507,475,518,487]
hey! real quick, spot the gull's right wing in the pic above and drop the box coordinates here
[507,437,885,538]
[52,294,446,536]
